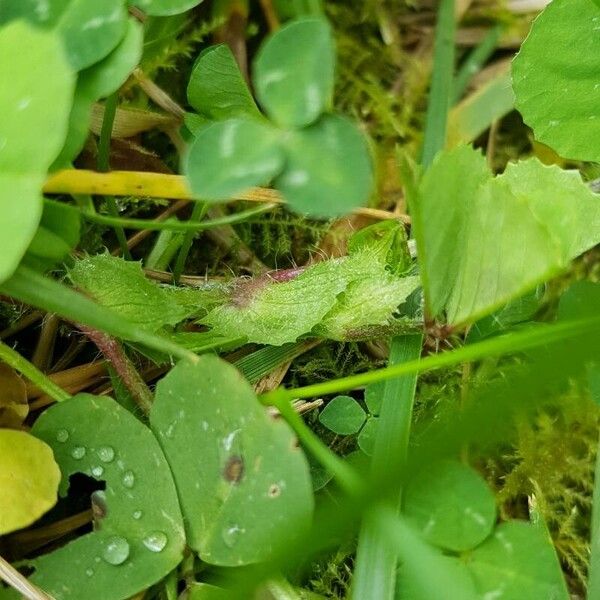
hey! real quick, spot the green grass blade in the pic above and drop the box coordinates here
[420,0,456,167]
[173,202,208,283]
[97,91,131,259]
[0,339,70,402]
[235,340,318,384]
[352,334,422,599]
[263,316,600,402]
[452,25,502,103]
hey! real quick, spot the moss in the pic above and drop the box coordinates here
[488,393,599,594]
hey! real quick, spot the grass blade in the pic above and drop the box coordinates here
[352,334,422,599]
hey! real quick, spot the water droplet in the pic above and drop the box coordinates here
[132,510,143,520]
[56,429,69,443]
[91,466,104,478]
[165,422,176,438]
[221,524,245,548]
[143,531,168,553]
[85,568,94,577]
[71,446,86,460]
[102,536,130,565]
[97,446,115,463]
[122,470,135,489]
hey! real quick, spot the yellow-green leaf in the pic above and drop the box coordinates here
[0,429,60,535]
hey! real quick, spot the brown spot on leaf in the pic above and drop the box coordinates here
[268,484,281,498]
[223,455,244,484]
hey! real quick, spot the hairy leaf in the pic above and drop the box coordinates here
[202,238,418,345]
[512,0,600,162]
[0,21,75,283]
[69,254,192,331]
[151,357,314,566]
[202,261,350,345]
[254,17,334,128]
[412,146,600,325]
[0,429,60,535]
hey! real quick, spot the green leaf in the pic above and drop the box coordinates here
[466,287,544,344]
[318,396,366,435]
[203,243,418,345]
[0,429,60,535]
[69,254,192,332]
[0,21,75,284]
[186,583,229,600]
[184,118,285,201]
[20,394,186,600]
[202,260,350,345]
[23,201,81,272]
[314,274,420,341]
[128,0,204,16]
[188,44,260,120]
[512,0,600,162]
[277,115,374,217]
[53,17,144,168]
[365,382,385,416]
[466,521,569,599]
[412,146,600,326]
[403,460,496,552]
[347,220,412,276]
[1,266,197,362]
[150,356,314,566]
[1,0,128,71]
[357,416,378,456]
[378,510,478,600]
[254,17,334,128]
[558,280,600,321]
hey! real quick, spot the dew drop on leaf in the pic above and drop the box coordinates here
[91,466,104,478]
[102,536,130,565]
[221,524,245,548]
[56,429,69,443]
[97,445,115,463]
[122,470,135,488]
[85,568,94,577]
[132,510,143,520]
[142,531,168,553]
[71,446,86,460]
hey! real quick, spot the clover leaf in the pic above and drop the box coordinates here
[403,460,496,552]
[185,118,285,200]
[254,17,334,128]
[187,44,260,120]
[0,0,128,71]
[9,394,187,600]
[0,21,75,284]
[319,396,367,435]
[184,17,374,218]
[151,356,314,566]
